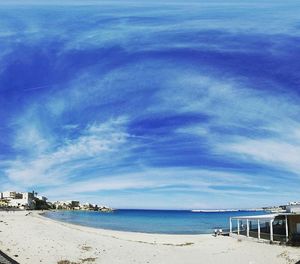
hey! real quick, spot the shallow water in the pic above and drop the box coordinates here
[44,209,268,234]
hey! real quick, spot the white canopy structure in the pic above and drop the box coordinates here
[229,214,289,242]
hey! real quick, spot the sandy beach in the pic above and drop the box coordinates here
[0,211,299,264]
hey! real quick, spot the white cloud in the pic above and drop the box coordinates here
[161,73,299,126]
[43,167,262,197]
[1,3,300,209]
[5,117,130,186]
[220,139,300,174]
[13,124,50,155]
[39,166,292,209]
[154,71,300,177]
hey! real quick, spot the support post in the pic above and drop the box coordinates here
[258,219,260,240]
[246,219,249,237]
[285,215,289,242]
[237,219,240,235]
[270,219,274,242]
[230,218,232,234]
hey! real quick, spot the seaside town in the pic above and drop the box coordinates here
[1,191,300,263]
[1,190,299,214]
[0,190,113,212]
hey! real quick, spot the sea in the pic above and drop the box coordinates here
[43,209,268,234]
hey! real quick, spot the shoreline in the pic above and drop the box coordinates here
[37,211,208,243]
[40,210,215,236]
[0,211,300,263]
[40,209,266,235]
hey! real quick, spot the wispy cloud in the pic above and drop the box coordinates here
[5,117,130,186]
[161,72,300,174]
[220,139,300,174]
[43,167,276,209]
[1,1,300,208]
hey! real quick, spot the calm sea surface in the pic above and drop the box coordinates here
[43,209,268,234]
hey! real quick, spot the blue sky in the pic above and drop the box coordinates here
[1,0,300,209]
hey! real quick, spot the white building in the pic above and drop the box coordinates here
[2,191,22,199]
[286,204,300,213]
[9,192,35,209]
[36,195,48,202]
[53,200,79,210]
[0,191,36,209]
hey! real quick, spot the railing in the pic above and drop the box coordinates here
[231,229,287,242]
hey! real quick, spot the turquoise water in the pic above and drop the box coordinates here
[44,209,268,234]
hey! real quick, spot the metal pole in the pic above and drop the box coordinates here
[285,215,289,242]
[246,219,249,237]
[270,219,273,242]
[230,218,232,234]
[237,219,240,235]
[258,219,260,240]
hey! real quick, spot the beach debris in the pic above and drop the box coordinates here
[162,242,194,247]
[57,260,79,264]
[57,258,97,264]
[277,251,295,264]
[80,257,97,263]
[81,245,92,251]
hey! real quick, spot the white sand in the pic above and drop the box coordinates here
[0,211,299,264]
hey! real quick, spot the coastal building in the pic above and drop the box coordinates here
[36,195,48,202]
[0,191,111,212]
[0,191,48,210]
[53,200,80,210]
[229,205,300,245]
[71,201,80,209]
[288,201,300,206]
[80,203,94,210]
[53,201,70,210]
[51,202,113,212]
[2,191,22,199]
[5,192,35,209]
[286,204,300,213]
